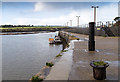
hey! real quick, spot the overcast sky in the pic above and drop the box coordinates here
[1,2,118,26]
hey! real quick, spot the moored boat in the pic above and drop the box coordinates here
[49,38,54,44]
[54,36,62,44]
[49,36,62,44]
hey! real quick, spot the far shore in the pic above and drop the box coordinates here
[0,27,69,34]
[0,31,52,35]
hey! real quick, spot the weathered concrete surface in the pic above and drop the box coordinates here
[45,41,74,80]
[45,39,83,80]
[45,51,73,80]
[45,32,118,80]
[69,33,118,80]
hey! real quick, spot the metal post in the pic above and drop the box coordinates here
[92,6,99,25]
[89,22,95,51]
[97,22,99,27]
[106,22,108,27]
[94,8,96,23]
[99,21,102,26]
[67,22,69,27]
[102,23,103,27]
[76,16,80,27]
[108,21,110,27]
[70,20,72,26]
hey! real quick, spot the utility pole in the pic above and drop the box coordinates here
[108,21,110,27]
[64,23,66,27]
[92,6,99,24]
[99,21,102,26]
[102,23,104,27]
[70,20,72,27]
[76,16,80,27]
[67,22,69,27]
[97,22,99,27]
[106,22,108,27]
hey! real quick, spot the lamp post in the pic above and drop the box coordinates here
[76,16,80,27]
[102,23,104,27]
[92,6,99,24]
[108,21,110,27]
[106,22,108,27]
[67,22,69,27]
[70,20,72,27]
[99,21,102,26]
[97,22,99,27]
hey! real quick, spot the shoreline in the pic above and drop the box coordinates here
[29,48,64,80]
[0,31,53,35]
[30,31,82,81]
[30,31,118,81]
[0,27,69,34]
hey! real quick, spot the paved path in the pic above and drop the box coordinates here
[45,40,74,80]
[69,33,118,80]
[45,32,118,80]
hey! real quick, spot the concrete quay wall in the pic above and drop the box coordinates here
[63,26,119,37]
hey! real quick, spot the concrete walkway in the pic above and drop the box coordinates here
[45,40,75,80]
[45,33,118,80]
[69,33,118,80]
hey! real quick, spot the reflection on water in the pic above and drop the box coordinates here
[2,32,62,80]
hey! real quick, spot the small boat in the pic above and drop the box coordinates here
[54,36,62,44]
[49,36,62,44]
[49,38,54,44]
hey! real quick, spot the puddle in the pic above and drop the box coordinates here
[75,61,89,68]
[76,61,88,64]
[72,40,84,42]
[96,49,100,52]
[76,61,118,67]
[84,49,87,52]
[84,38,89,40]
[105,52,116,55]
[82,49,100,53]
[81,66,86,67]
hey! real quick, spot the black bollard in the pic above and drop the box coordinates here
[89,22,95,51]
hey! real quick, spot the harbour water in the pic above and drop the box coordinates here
[2,32,62,80]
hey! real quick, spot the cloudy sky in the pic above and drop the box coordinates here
[1,2,118,26]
